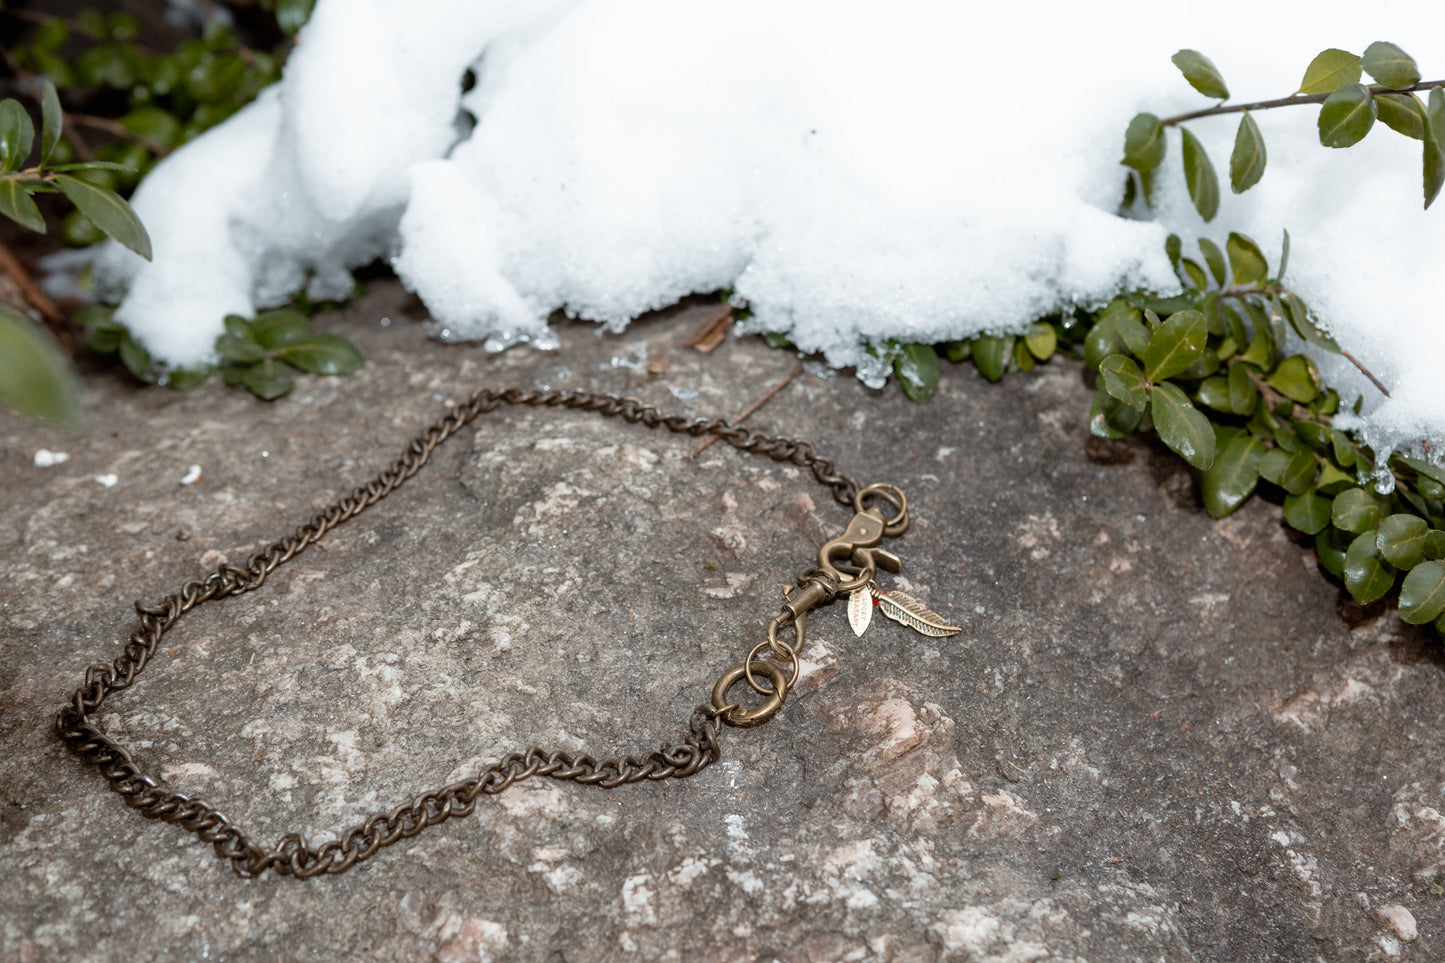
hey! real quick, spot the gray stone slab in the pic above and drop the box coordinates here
[2,284,1442,961]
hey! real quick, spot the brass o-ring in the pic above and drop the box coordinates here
[711,662,789,728]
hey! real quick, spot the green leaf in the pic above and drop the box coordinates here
[1089,386,1143,439]
[1333,488,1387,533]
[1099,354,1148,412]
[1297,49,1362,95]
[1228,363,1258,414]
[118,334,153,382]
[1144,309,1208,382]
[274,0,317,36]
[0,178,45,232]
[277,333,364,376]
[944,340,970,362]
[39,80,62,164]
[1198,238,1227,287]
[972,334,1012,382]
[1266,295,1289,358]
[1201,291,1226,337]
[1181,128,1220,222]
[1361,41,1420,89]
[894,343,940,402]
[1378,513,1430,569]
[1394,454,1445,489]
[1316,528,1351,580]
[1225,232,1267,287]
[216,333,267,363]
[1024,322,1057,361]
[1123,113,1167,172]
[1150,382,1215,470]
[1318,83,1377,148]
[1114,312,1149,360]
[1196,375,1233,413]
[1295,420,1330,451]
[53,174,152,260]
[1376,92,1425,140]
[1171,49,1230,100]
[0,306,80,425]
[118,106,182,151]
[1202,433,1264,518]
[1283,294,1340,353]
[243,358,295,400]
[82,313,125,354]
[1180,258,1208,290]
[1013,339,1035,373]
[1399,560,1445,624]
[1229,113,1267,193]
[1283,490,1332,534]
[1424,89,1445,209]
[0,100,34,171]
[1344,529,1396,604]
[164,365,213,391]
[1278,228,1291,282]
[1269,355,1320,404]
[1331,429,1356,468]
[1260,447,1316,495]
[223,314,257,340]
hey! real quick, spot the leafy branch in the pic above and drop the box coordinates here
[0,81,152,258]
[787,229,1445,639]
[1124,42,1445,215]
[79,305,364,401]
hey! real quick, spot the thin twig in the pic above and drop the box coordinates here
[683,304,734,353]
[0,242,66,326]
[0,241,81,354]
[1160,79,1445,127]
[687,360,804,459]
[1341,349,1391,398]
[68,114,171,157]
[1218,287,1391,397]
[994,756,1020,784]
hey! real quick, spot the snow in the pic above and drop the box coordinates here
[87,0,1445,457]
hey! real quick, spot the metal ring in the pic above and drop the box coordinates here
[746,638,799,695]
[711,662,788,728]
[854,482,908,535]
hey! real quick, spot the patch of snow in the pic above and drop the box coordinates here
[94,474,118,488]
[84,0,1445,454]
[179,464,202,485]
[32,449,69,467]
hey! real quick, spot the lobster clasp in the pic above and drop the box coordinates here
[815,510,903,592]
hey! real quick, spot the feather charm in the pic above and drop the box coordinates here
[871,587,961,637]
[847,585,874,636]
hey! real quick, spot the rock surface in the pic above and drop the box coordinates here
[3,286,1444,961]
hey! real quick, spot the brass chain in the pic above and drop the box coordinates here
[54,387,866,879]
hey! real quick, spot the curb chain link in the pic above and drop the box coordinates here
[54,387,861,878]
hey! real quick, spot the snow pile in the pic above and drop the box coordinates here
[90,0,1445,455]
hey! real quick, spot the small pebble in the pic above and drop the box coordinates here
[1376,904,1417,942]
[33,449,69,467]
[94,474,118,488]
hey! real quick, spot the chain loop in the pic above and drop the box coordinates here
[56,388,860,878]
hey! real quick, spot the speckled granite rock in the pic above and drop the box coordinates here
[3,286,1444,961]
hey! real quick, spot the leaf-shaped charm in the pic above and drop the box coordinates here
[848,585,873,637]
[871,588,962,638]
